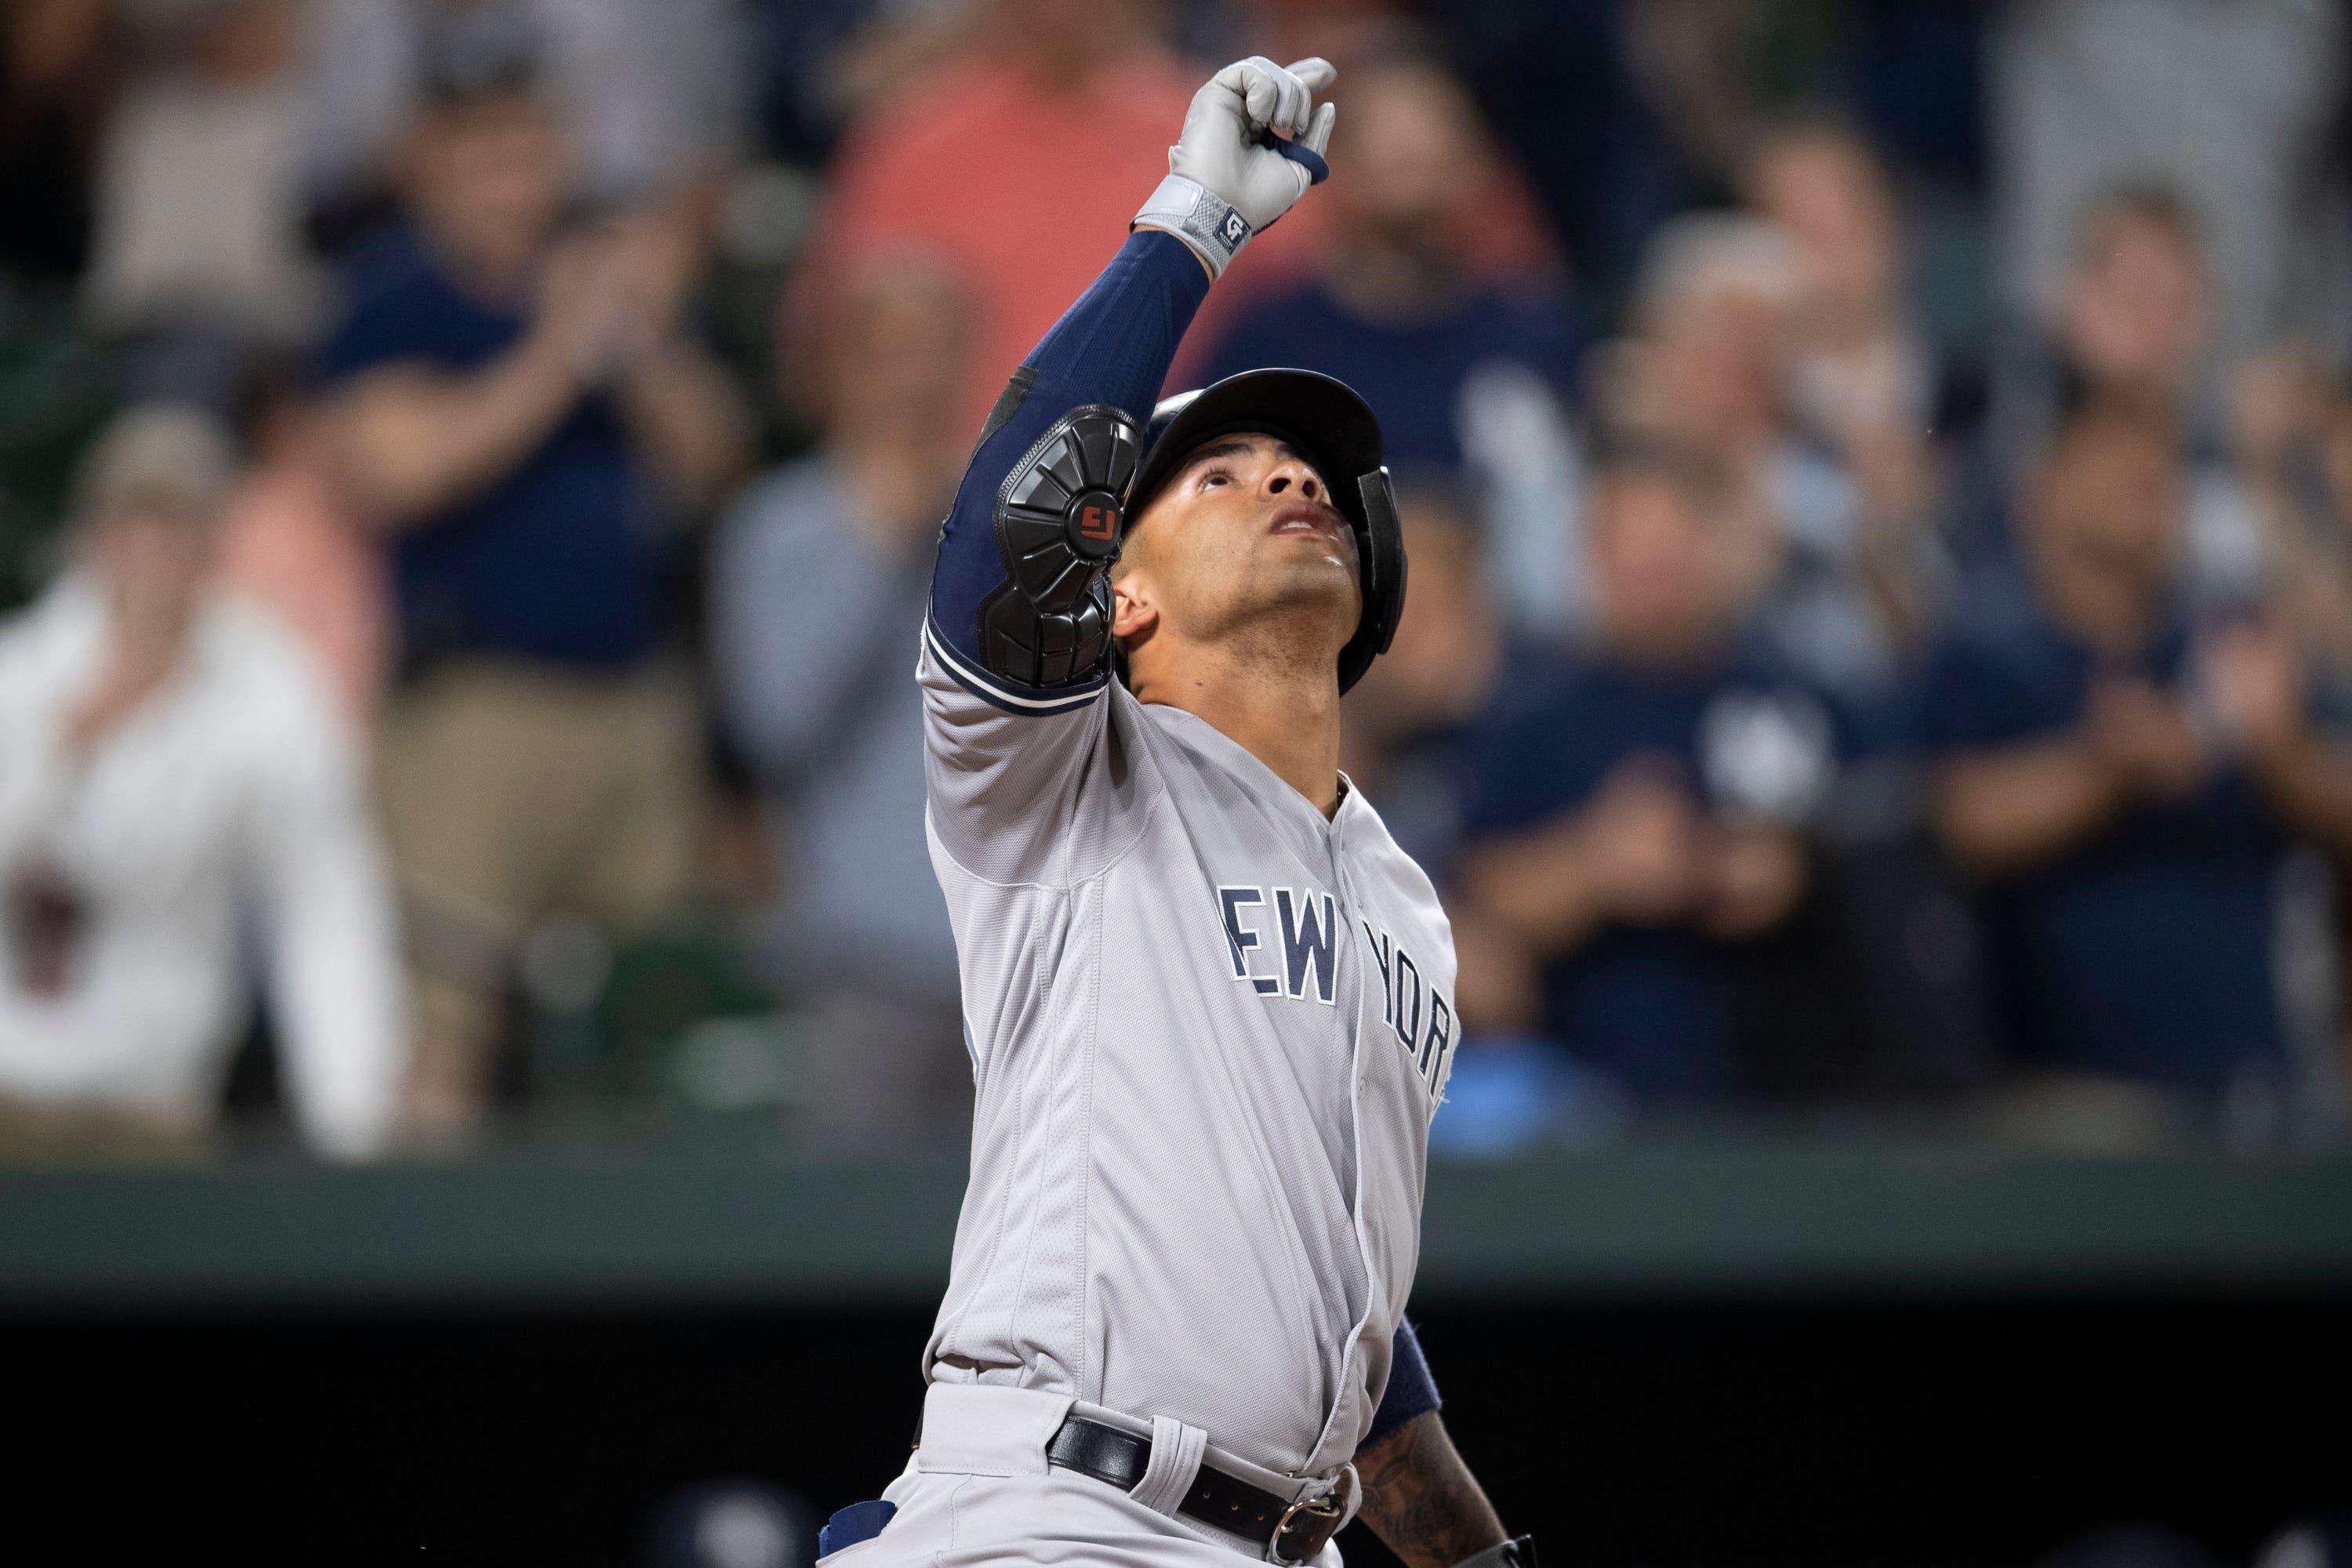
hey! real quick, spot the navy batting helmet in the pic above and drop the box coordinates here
[1129,368,1406,695]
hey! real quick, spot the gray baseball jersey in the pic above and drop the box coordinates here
[917,629,1460,1480]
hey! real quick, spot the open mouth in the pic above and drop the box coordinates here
[1267,502,1343,542]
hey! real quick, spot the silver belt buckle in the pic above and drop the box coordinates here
[1267,1491,1344,1566]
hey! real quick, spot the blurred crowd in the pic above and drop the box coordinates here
[5,0,2352,1159]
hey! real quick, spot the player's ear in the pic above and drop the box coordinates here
[1112,565,1159,644]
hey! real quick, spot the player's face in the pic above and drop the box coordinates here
[1113,433,1362,670]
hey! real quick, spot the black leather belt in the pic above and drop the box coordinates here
[1045,1416,1345,1564]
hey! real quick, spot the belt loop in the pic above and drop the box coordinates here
[1129,1414,1208,1518]
[1329,1462,1360,1528]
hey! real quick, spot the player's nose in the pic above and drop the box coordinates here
[1261,455,1324,503]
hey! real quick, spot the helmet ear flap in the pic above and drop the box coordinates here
[1338,466,1407,694]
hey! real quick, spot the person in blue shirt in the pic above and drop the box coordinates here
[1187,53,1582,635]
[1460,441,1834,1103]
[1918,400,2352,1107]
[710,255,976,1142]
[1334,484,1508,884]
[314,14,749,1132]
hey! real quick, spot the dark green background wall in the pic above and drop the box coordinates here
[10,1138,2350,1563]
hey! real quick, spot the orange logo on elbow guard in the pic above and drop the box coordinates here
[1066,489,1124,559]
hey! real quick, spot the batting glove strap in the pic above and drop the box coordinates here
[1134,176,1253,278]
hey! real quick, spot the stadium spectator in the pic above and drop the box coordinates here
[0,406,406,1158]
[1439,0,1984,316]
[1994,0,2350,365]
[82,0,322,408]
[1744,122,1950,695]
[1188,53,1584,636]
[316,17,751,1132]
[1747,122,1947,527]
[786,0,1326,437]
[1337,484,1537,1041]
[297,0,750,234]
[1338,483,1505,881]
[216,371,390,724]
[1461,443,1833,1103]
[2229,351,2352,692]
[1600,212,1932,728]
[768,0,985,150]
[710,252,973,1143]
[2040,193,2212,420]
[1919,402,2352,1117]
[1973,188,2271,604]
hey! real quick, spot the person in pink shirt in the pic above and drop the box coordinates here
[789,0,1329,435]
[216,383,390,730]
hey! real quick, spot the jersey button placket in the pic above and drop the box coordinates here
[1330,833,1371,1093]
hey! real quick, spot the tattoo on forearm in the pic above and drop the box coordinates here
[1354,1411,1508,1568]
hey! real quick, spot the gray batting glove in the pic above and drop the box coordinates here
[1134,56,1338,278]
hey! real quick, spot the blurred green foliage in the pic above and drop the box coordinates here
[525,912,796,1125]
[0,284,119,612]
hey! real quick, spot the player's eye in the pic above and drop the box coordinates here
[1196,466,1234,490]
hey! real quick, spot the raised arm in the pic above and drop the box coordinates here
[325,339,590,532]
[923,56,1337,712]
[247,656,408,1160]
[326,219,747,531]
[916,60,1340,893]
[920,227,1209,709]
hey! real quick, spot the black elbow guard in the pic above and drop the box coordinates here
[975,404,1143,689]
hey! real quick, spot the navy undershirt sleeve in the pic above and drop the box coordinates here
[1365,1317,1442,1449]
[927,229,1212,688]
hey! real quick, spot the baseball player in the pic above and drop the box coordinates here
[818,57,1535,1568]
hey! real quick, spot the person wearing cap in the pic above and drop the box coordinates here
[314,10,750,1131]
[0,405,407,1158]
[823,56,1530,1568]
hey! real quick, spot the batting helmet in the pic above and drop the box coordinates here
[1129,368,1406,694]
